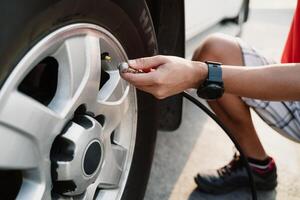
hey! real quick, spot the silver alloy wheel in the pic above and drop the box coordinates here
[0,23,137,200]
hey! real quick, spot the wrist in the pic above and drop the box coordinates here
[191,61,208,89]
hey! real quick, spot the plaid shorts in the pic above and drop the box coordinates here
[237,38,300,142]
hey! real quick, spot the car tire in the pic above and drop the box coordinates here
[0,0,157,200]
[220,0,250,36]
[236,0,250,36]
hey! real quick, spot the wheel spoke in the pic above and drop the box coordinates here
[17,169,52,200]
[98,71,124,101]
[97,142,126,189]
[85,184,98,200]
[0,124,39,169]
[95,86,130,138]
[50,34,101,112]
[17,178,47,200]
[0,91,65,169]
[0,91,64,141]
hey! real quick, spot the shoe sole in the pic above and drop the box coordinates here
[194,176,277,195]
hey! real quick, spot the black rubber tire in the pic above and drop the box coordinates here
[220,0,250,36]
[243,0,250,23]
[0,0,158,199]
[236,0,250,36]
[236,0,250,24]
[220,0,250,25]
[158,96,183,131]
[147,0,185,131]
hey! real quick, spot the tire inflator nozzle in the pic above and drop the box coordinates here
[118,62,144,74]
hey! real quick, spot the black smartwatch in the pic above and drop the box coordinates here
[197,61,224,100]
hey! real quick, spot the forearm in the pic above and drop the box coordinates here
[216,63,300,101]
[122,56,300,101]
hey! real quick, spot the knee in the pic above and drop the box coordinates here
[192,33,226,61]
[192,33,240,63]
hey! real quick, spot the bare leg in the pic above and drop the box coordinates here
[193,34,267,160]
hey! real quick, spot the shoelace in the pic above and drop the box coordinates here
[217,153,244,177]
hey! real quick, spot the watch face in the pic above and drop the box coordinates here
[210,85,224,99]
[197,84,224,100]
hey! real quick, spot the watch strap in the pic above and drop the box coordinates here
[205,61,223,85]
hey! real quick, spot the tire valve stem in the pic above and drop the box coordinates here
[101,52,112,62]
[101,52,113,70]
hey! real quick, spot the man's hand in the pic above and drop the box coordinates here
[120,55,207,99]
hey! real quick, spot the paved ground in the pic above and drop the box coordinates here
[144,1,300,200]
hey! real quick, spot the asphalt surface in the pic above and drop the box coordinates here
[144,1,300,200]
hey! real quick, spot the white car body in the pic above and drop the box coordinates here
[185,0,244,40]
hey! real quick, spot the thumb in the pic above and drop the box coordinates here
[128,55,167,70]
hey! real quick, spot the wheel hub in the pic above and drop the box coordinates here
[83,140,102,176]
[51,115,104,196]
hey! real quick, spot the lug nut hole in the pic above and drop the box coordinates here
[95,115,105,126]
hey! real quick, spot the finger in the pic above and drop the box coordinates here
[121,71,158,86]
[128,55,167,70]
